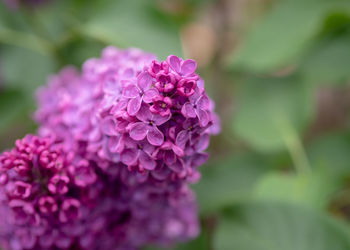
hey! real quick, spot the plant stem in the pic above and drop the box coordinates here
[278,116,312,175]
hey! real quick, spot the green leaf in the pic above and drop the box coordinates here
[215,201,350,250]
[254,172,340,210]
[193,153,269,214]
[82,0,182,59]
[301,34,350,86]
[307,132,350,177]
[230,0,350,72]
[0,89,27,132]
[1,46,56,92]
[233,76,314,152]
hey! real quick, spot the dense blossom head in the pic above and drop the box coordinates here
[0,135,199,249]
[36,47,220,183]
[32,46,219,249]
[94,54,220,182]
[0,135,90,248]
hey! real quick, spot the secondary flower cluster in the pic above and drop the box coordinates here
[0,47,220,250]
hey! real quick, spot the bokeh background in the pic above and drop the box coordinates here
[2,0,350,249]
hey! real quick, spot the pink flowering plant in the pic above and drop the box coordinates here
[0,47,220,250]
[4,1,350,250]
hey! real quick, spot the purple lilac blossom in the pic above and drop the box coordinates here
[94,54,220,182]
[30,46,220,249]
[36,47,220,183]
[0,135,199,250]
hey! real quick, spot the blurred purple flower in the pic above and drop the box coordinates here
[0,134,200,249]
[30,46,221,249]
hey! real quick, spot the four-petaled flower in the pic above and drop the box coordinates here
[155,73,175,93]
[121,138,156,171]
[38,196,58,214]
[150,95,172,116]
[177,79,197,97]
[123,72,159,115]
[59,198,81,223]
[176,119,208,150]
[11,181,32,199]
[152,141,184,173]
[181,90,210,127]
[129,104,170,146]
[167,55,198,78]
[48,174,70,195]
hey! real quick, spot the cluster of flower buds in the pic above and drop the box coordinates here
[0,47,220,250]
[0,135,199,249]
[0,135,97,249]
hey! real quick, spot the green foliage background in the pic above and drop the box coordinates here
[2,0,350,249]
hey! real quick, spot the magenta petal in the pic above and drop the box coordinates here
[169,159,184,173]
[123,84,139,98]
[167,55,181,73]
[143,88,159,103]
[172,144,184,157]
[136,103,153,122]
[181,59,197,76]
[121,149,139,165]
[194,134,209,152]
[137,72,152,90]
[181,102,196,118]
[111,98,128,113]
[127,96,142,116]
[139,151,156,170]
[164,150,176,165]
[152,113,171,126]
[191,153,209,167]
[136,171,149,182]
[88,127,102,142]
[196,108,209,127]
[142,142,155,155]
[175,130,189,149]
[100,117,118,136]
[197,94,210,110]
[115,118,129,133]
[147,127,164,146]
[108,136,125,153]
[129,122,148,141]
[151,166,171,180]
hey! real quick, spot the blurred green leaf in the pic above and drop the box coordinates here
[59,37,104,67]
[254,172,340,210]
[82,0,182,59]
[194,153,269,214]
[307,132,350,177]
[215,201,350,250]
[233,76,314,152]
[301,34,350,86]
[230,0,350,72]
[0,89,27,132]
[1,46,56,92]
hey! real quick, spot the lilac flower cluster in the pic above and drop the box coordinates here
[0,135,198,249]
[94,55,220,182]
[0,47,220,249]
